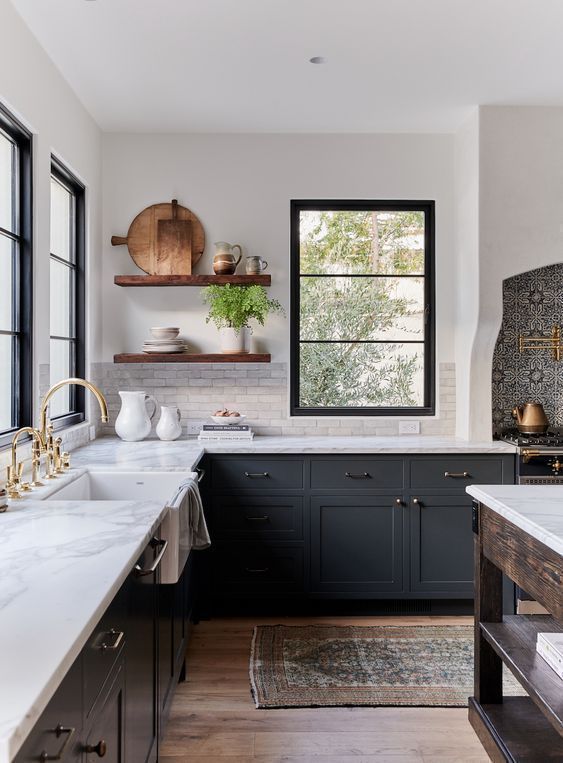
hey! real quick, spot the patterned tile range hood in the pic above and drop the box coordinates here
[492,263,563,434]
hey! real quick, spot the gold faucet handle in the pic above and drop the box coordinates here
[6,466,21,499]
[62,452,71,470]
[54,437,63,473]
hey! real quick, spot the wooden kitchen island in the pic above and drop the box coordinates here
[467,485,563,762]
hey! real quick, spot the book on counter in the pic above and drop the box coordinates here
[198,427,254,440]
[536,632,563,680]
[202,424,250,431]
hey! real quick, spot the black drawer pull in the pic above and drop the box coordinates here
[245,567,269,573]
[99,628,124,652]
[244,471,270,478]
[84,739,107,757]
[245,515,270,521]
[345,472,371,479]
[40,725,75,761]
[444,471,470,478]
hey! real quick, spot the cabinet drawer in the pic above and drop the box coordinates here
[213,544,304,592]
[311,458,404,490]
[410,457,503,489]
[212,496,303,540]
[212,458,304,490]
[83,581,128,719]
[14,657,83,763]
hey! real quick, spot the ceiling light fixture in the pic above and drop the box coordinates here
[309,56,326,65]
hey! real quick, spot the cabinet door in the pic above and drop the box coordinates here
[310,495,404,594]
[409,494,473,595]
[84,663,125,763]
[125,544,158,763]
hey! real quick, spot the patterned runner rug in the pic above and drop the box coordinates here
[250,624,521,708]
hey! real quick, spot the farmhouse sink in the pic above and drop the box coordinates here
[44,470,196,583]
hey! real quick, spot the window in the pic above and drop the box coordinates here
[0,105,32,447]
[290,200,435,416]
[49,159,85,426]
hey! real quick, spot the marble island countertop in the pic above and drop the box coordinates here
[0,496,170,763]
[466,485,563,556]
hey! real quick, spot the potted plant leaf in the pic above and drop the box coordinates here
[202,284,284,354]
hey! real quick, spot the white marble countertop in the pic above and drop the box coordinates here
[467,485,563,557]
[0,496,168,763]
[0,433,515,762]
[69,434,516,472]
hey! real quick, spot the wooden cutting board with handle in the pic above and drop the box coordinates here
[111,200,204,275]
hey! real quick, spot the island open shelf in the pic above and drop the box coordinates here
[113,353,271,363]
[114,274,271,287]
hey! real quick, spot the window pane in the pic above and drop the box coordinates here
[50,338,71,417]
[300,210,425,276]
[0,131,14,233]
[0,334,13,431]
[300,276,425,341]
[50,258,72,337]
[299,342,424,408]
[0,235,13,331]
[50,177,73,261]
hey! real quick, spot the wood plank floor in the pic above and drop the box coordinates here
[160,616,488,762]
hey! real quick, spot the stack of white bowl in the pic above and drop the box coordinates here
[142,327,188,354]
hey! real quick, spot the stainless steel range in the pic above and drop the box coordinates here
[500,429,563,484]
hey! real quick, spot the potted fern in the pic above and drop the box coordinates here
[202,284,284,354]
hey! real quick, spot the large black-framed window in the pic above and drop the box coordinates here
[290,200,435,417]
[49,158,85,428]
[0,104,32,449]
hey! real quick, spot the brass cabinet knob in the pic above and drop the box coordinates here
[413,497,421,506]
[84,739,107,757]
[395,498,403,506]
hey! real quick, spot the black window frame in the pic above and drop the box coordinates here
[0,104,32,450]
[49,157,86,431]
[290,199,435,417]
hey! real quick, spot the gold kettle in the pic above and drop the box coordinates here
[511,402,549,434]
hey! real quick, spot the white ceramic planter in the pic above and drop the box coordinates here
[219,326,250,354]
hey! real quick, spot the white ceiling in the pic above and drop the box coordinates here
[10,0,563,133]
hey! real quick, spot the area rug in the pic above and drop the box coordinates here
[250,624,521,708]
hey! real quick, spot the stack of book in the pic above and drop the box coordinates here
[537,632,563,679]
[198,424,254,441]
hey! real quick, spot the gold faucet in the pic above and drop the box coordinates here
[39,377,109,474]
[7,427,46,499]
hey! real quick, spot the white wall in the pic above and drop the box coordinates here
[102,132,456,371]
[460,106,563,439]
[0,0,103,427]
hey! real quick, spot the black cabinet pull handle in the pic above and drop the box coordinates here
[245,567,269,573]
[40,725,75,761]
[84,739,107,757]
[245,515,270,521]
[99,629,124,652]
[134,538,168,577]
[444,471,470,478]
[345,472,371,479]
[244,471,269,478]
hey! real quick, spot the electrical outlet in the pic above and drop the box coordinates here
[187,419,206,436]
[399,420,420,435]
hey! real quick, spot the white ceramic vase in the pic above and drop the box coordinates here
[219,326,250,354]
[156,406,182,441]
[115,391,157,441]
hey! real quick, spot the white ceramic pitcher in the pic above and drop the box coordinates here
[156,406,182,441]
[115,391,157,441]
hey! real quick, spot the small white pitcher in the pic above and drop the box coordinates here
[115,391,157,442]
[156,406,182,441]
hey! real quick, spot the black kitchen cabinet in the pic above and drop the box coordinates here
[310,495,404,595]
[203,452,515,610]
[409,493,474,595]
[15,526,194,763]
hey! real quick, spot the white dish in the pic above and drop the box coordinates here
[143,347,187,354]
[151,327,180,340]
[211,414,246,425]
[143,339,184,345]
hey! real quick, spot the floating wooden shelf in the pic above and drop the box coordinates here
[114,274,271,287]
[114,353,271,364]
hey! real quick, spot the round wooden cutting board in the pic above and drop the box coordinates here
[111,201,205,275]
